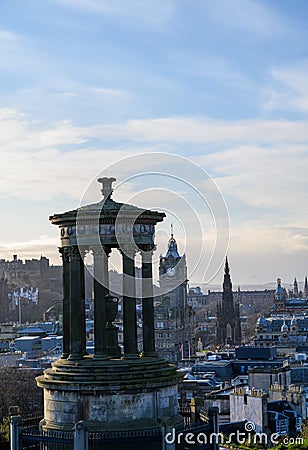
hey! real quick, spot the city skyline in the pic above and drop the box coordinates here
[1,1,308,285]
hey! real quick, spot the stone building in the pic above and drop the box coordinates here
[0,254,62,322]
[230,384,304,436]
[216,258,241,346]
[248,365,291,392]
[155,231,195,362]
[36,178,183,449]
[254,314,308,352]
[230,387,268,433]
[273,277,308,314]
[274,278,288,312]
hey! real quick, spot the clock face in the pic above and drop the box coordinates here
[167,267,175,277]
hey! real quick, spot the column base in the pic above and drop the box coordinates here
[68,353,84,361]
[140,351,159,358]
[93,354,109,361]
[121,353,139,359]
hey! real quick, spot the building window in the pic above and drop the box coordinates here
[276,419,288,436]
[157,322,164,329]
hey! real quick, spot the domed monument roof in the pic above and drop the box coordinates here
[49,177,165,249]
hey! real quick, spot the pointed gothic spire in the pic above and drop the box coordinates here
[217,256,241,345]
[225,256,230,275]
[304,276,308,298]
[294,277,299,296]
[223,256,232,294]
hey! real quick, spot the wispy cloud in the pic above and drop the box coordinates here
[48,0,176,29]
[264,60,308,113]
[92,117,308,144]
[1,109,308,206]
[0,28,42,73]
[201,143,308,221]
[0,236,59,262]
[201,0,293,37]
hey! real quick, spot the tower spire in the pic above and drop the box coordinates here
[304,276,308,298]
[223,256,232,293]
[225,256,230,275]
[216,256,241,345]
[294,277,298,296]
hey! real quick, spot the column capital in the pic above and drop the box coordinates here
[140,245,156,262]
[70,246,82,261]
[92,245,112,258]
[139,244,156,253]
[59,246,70,262]
[119,244,138,259]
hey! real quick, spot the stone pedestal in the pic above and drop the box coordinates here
[106,324,121,358]
[36,357,183,437]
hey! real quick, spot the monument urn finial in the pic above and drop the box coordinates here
[97,177,116,200]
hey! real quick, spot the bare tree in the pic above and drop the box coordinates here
[0,367,43,422]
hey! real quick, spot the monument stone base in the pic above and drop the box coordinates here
[36,356,183,435]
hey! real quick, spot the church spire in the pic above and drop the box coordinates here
[304,276,308,298]
[216,256,241,345]
[294,277,299,296]
[225,256,230,275]
[223,256,232,293]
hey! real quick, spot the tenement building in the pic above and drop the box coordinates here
[36,178,183,449]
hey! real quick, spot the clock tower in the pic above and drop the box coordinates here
[158,230,187,305]
[155,230,194,362]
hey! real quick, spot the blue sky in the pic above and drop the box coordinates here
[1,0,308,287]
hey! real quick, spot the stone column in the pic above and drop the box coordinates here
[68,246,86,360]
[121,246,138,357]
[141,246,157,357]
[92,246,110,360]
[59,247,70,359]
[80,248,87,355]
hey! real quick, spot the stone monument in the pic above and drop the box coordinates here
[36,177,183,448]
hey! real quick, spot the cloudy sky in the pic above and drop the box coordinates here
[1,0,308,288]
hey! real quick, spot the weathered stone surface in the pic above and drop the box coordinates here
[37,357,182,432]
